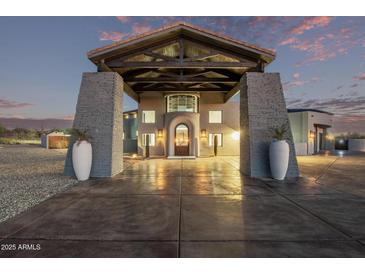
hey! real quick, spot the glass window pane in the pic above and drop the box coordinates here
[142,111,155,123]
[208,133,223,147]
[167,95,198,113]
[142,133,155,146]
[209,111,222,123]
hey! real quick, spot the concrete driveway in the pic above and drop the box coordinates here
[1,154,365,257]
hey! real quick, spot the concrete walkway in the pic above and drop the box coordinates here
[1,154,365,257]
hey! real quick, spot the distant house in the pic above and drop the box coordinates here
[288,109,334,155]
[41,131,70,149]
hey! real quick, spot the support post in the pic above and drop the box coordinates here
[64,72,124,177]
[240,72,299,178]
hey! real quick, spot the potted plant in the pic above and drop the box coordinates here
[269,124,289,180]
[71,128,92,181]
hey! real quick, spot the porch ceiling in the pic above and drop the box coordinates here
[88,22,276,102]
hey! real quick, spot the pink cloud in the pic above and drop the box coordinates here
[289,16,333,35]
[279,37,298,46]
[293,72,300,79]
[283,73,320,91]
[132,23,152,35]
[99,31,127,42]
[0,99,33,109]
[116,16,129,23]
[353,73,365,81]
[62,115,74,121]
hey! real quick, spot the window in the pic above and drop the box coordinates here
[167,95,198,113]
[208,133,223,147]
[209,111,222,123]
[142,111,155,123]
[142,133,156,146]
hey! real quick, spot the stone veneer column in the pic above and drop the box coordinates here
[64,72,123,177]
[240,72,299,178]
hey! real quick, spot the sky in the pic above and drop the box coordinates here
[0,16,364,133]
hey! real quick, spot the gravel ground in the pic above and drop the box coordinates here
[0,145,78,223]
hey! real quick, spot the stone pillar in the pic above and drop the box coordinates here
[64,72,123,177]
[240,72,299,178]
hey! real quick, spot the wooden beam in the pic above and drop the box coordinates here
[179,38,184,64]
[184,53,219,62]
[224,82,240,103]
[125,77,237,83]
[108,61,256,68]
[134,87,229,92]
[97,59,113,72]
[256,60,265,72]
[144,51,178,62]
[123,82,140,102]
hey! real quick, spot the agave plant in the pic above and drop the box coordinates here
[271,124,287,141]
[70,128,91,144]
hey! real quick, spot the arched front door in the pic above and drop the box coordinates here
[175,124,189,156]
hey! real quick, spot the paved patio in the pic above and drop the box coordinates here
[1,153,365,257]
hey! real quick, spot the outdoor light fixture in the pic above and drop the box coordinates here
[232,131,240,140]
[201,129,207,138]
[309,131,315,139]
[157,129,163,138]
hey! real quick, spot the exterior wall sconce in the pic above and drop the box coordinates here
[157,129,163,138]
[201,129,207,138]
[309,131,315,139]
[326,134,334,141]
[231,131,240,141]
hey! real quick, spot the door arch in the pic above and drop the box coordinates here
[175,123,189,156]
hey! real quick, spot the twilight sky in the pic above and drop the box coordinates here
[0,16,364,133]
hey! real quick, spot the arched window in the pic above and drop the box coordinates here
[166,95,198,113]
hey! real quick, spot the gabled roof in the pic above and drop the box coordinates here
[88,22,276,63]
[88,22,277,103]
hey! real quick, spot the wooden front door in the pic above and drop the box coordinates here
[175,124,189,156]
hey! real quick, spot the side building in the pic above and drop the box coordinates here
[288,109,334,155]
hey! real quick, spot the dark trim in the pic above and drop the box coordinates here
[287,108,334,115]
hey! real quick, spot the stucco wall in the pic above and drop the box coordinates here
[199,97,240,156]
[138,92,165,156]
[288,111,333,155]
[137,92,240,157]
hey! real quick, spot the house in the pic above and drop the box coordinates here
[65,22,300,178]
[41,131,70,149]
[288,109,334,155]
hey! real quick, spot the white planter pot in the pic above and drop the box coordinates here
[72,140,92,181]
[269,140,289,180]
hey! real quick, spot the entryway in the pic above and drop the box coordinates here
[175,124,189,156]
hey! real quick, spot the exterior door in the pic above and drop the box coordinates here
[175,124,189,156]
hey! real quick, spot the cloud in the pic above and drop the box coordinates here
[0,113,25,119]
[289,16,333,35]
[116,16,129,23]
[279,37,298,46]
[62,115,74,121]
[0,99,33,109]
[99,31,127,42]
[353,73,365,81]
[131,23,152,35]
[283,73,320,91]
[287,96,365,118]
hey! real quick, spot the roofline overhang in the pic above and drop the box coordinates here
[87,22,276,64]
